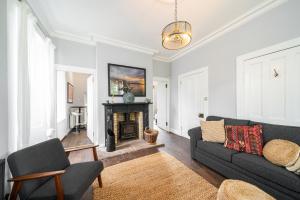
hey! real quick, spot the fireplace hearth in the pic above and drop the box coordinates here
[102,102,151,146]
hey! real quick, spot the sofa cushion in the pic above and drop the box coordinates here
[232,153,300,193]
[249,121,300,146]
[197,140,238,162]
[29,161,103,200]
[225,125,264,156]
[207,116,250,126]
[7,138,70,199]
[201,119,225,143]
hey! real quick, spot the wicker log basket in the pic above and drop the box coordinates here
[144,128,159,144]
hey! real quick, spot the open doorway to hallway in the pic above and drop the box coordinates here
[153,77,170,131]
[56,65,97,146]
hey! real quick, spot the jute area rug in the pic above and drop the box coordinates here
[93,152,217,200]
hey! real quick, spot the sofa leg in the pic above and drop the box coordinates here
[97,175,102,188]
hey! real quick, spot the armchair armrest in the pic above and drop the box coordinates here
[64,144,99,153]
[8,170,66,182]
[64,144,99,161]
[8,170,65,200]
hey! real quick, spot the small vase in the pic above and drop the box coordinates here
[123,91,135,103]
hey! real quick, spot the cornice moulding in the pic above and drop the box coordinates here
[46,0,287,62]
[169,0,288,61]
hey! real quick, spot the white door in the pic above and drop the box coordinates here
[87,75,94,142]
[156,80,169,130]
[237,45,300,126]
[179,68,208,138]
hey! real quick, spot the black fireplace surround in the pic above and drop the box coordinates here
[102,102,151,145]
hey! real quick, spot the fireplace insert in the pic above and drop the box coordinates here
[119,113,138,140]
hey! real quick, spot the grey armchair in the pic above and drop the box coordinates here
[7,138,103,200]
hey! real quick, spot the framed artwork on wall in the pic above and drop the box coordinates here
[67,82,74,103]
[108,63,146,97]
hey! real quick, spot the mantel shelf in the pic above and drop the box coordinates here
[102,102,152,106]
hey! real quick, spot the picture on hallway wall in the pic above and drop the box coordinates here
[108,63,146,97]
[67,82,74,103]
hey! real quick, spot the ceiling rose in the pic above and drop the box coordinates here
[161,0,192,50]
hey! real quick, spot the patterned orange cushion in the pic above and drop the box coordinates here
[225,125,264,156]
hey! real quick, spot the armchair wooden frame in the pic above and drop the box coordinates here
[8,144,101,200]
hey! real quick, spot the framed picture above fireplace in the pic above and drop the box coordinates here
[108,63,146,96]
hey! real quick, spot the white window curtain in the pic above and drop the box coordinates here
[7,1,56,152]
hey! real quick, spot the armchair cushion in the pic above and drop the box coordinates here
[7,139,70,199]
[29,161,103,200]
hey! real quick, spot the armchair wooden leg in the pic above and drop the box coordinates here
[97,175,102,188]
[54,175,64,200]
[9,182,22,200]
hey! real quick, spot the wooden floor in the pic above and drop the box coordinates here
[62,128,225,188]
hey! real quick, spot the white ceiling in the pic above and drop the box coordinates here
[28,0,275,60]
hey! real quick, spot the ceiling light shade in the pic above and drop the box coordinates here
[161,0,192,50]
[162,21,192,50]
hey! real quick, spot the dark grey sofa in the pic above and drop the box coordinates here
[189,116,300,200]
[7,138,104,200]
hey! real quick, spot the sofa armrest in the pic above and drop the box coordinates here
[188,127,202,159]
[188,127,202,140]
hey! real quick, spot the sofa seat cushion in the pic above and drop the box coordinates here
[197,140,238,162]
[29,161,103,200]
[232,153,300,193]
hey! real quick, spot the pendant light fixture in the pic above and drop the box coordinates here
[162,0,192,50]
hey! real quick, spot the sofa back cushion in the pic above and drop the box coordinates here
[7,138,70,199]
[206,116,250,126]
[249,121,300,146]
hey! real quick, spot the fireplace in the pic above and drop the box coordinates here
[102,102,151,146]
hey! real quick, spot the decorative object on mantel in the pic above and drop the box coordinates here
[108,63,146,97]
[145,98,152,103]
[106,129,116,152]
[162,0,192,50]
[121,82,135,103]
[144,128,159,144]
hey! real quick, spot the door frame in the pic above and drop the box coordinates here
[56,64,99,144]
[153,76,170,131]
[178,67,208,138]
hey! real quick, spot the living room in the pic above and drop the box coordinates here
[0,0,300,199]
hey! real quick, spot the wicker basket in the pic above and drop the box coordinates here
[144,129,159,144]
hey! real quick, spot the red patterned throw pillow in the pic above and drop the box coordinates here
[224,125,264,156]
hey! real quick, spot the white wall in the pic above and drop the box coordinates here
[53,37,97,68]
[170,0,300,132]
[97,42,153,145]
[153,60,170,78]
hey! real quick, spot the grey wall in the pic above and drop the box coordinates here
[0,0,9,194]
[153,60,171,78]
[52,37,97,68]
[0,0,8,158]
[170,0,300,131]
[97,43,153,145]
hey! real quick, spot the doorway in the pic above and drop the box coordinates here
[179,67,208,138]
[56,65,97,144]
[153,77,170,131]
